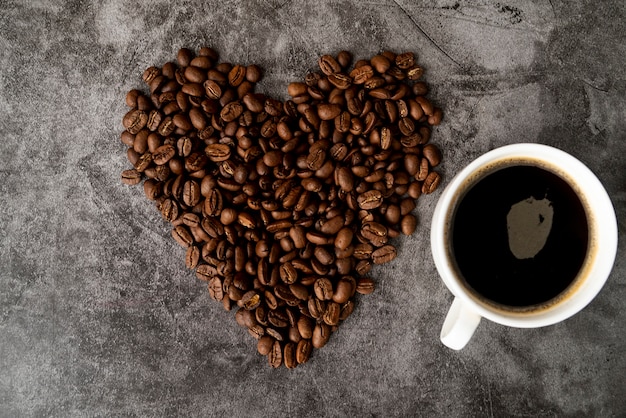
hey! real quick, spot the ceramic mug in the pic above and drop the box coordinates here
[430,143,618,350]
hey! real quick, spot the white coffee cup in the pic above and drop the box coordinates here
[430,143,618,350]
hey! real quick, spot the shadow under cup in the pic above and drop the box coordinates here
[444,156,598,316]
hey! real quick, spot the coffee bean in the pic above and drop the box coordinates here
[289,226,307,249]
[361,221,388,247]
[142,179,160,200]
[334,227,354,250]
[356,277,375,294]
[268,340,282,368]
[318,55,341,75]
[283,342,297,369]
[172,225,193,248]
[395,52,415,69]
[422,144,442,167]
[257,335,274,355]
[123,109,148,134]
[370,55,391,73]
[279,261,298,284]
[372,245,397,264]
[248,324,265,340]
[401,214,417,235]
[406,65,424,81]
[422,171,441,194]
[314,278,333,301]
[328,73,352,90]
[185,245,200,269]
[312,323,331,348]
[332,277,355,304]
[296,339,312,364]
[314,246,335,265]
[317,103,342,120]
[241,290,261,310]
[357,190,383,210]
[350,65,374,85]
[353,243,374,259]
[335,166,354,192]
[208,276,224,300]
[121,169,142,185]
[205,143,231,162]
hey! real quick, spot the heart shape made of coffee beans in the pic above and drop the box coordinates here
[119,47,443,369]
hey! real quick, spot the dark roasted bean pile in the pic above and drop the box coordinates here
[119,47,443,368]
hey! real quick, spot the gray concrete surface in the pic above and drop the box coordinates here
[1,0,625,416]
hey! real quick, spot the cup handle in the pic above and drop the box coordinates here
[440,297,482,350]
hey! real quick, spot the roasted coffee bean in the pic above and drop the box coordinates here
[350,65,374,84]
[284,342,297,369]
[372,244,397,264]
[289,226,307,249]
[395,52,415,69]
[313,246,334,265]
[353,243,374,259]
[361,221,388,247]
[257,335,274,355]
[334,227,353,250]
[266,327,284,341]
[319,55,341,75]
[314,277,333,301]
[236,308,256,328]
[401,214,417,235]
[370,55,391,73]
[308,297,326,320]
[323,301,340,326]
[422,144,442,167]
[356,277,376,294]
[208,277,224,301]
[339,300,355,320]
[268,340,282,368]
[357,190,383,210]
[172,225,193,248]
[333,277,355,304]
[317,103,342,120]
[220,101,244,122]
[268,309,289,328]
[306,147,326,171]
[422,171,441,194]
[334,166,353,193]
[249,324,265,340]
[428,108,443,125]
[241,290,261,310]
[183,180,200,207]
[143,179,161,200]
[197,264,219,281]
[279,262,298,284]
[296,339,312,364]
[205,143,231,162]
[152,144,175,166]
[328,73,352,90]
[296,316,314,340]
[185,245,200,269]
[407,65,424,80]
[319,215,344,235]
[123,109,148,134]
[312,323,331,348]
[121,169,142,185]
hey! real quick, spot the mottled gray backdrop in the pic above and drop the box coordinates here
[1,0,625,416]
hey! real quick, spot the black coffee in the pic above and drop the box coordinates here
[452,163,589,307]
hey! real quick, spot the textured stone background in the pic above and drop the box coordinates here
[1,0,625,416]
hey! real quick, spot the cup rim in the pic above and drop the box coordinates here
[431,143,618,328]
